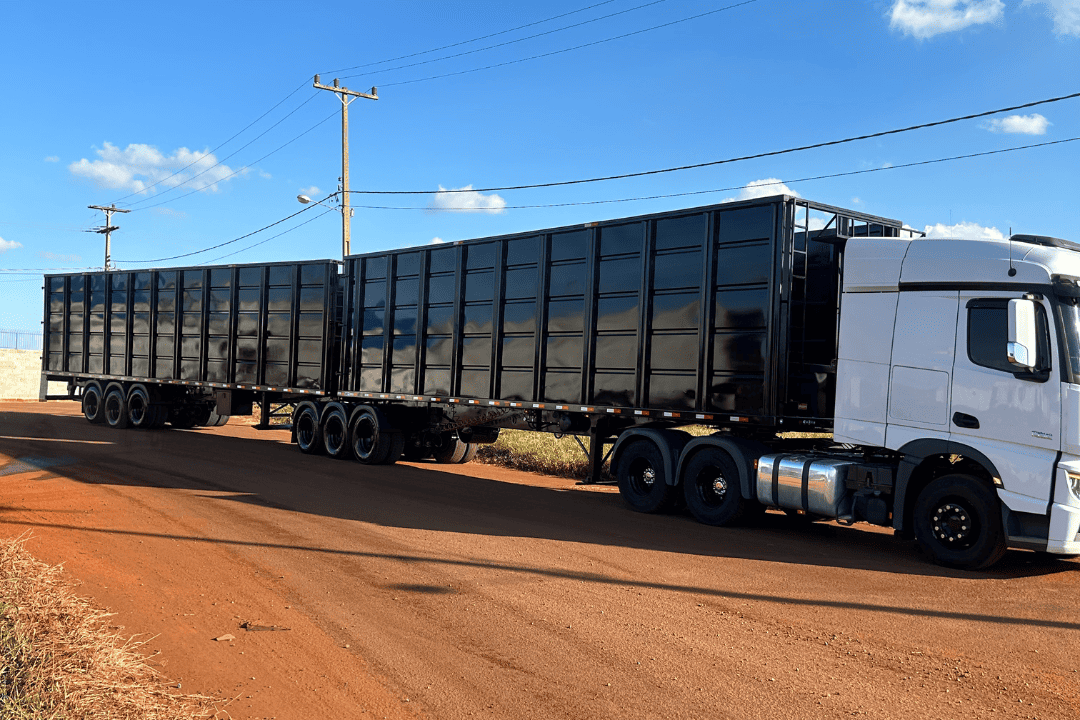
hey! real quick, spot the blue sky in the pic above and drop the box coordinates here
[1,0,1078,332]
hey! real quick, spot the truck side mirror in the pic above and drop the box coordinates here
[1007,299,1037,370]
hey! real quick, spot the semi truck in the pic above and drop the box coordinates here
[40,195,1080,569]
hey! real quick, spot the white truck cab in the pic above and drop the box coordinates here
[834,234,1080,566]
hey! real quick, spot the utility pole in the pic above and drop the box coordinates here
[313,74,378,258]
[88,204,131,271]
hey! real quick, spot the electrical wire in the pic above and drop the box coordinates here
[114,193,335,264]
[109,79,313,206]
[120,91,321,210]
[338,0,674,81]
[347,136,1080,210]
[374,0,759,88]
[129,109,338,213]
[201,207,338,264]
[350,90,1080,195]
[321,0,620,75]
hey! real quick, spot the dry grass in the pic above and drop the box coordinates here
[0,534,221,719]
[475,426,832,480]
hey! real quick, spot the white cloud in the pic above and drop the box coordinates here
[723,178,800,203]
[68,141,246,194]
[430,237,445,244]
[923,220,1005,239]
[1023,0,1080,36]
[982,113,1051,134]
[0,237,22,252]
[889,0,1004,39]
[38,251,80,263]
[300,185,321,197]
[44,155,59,163]
[428,185,506,214]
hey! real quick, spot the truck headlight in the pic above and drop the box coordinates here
[1067,472,1080,501]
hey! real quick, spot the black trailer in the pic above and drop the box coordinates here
[41,259,338,428]
[41,195,918,525]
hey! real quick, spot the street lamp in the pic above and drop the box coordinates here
[297,194,354,258]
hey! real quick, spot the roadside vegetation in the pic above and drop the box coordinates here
[0,535,218,719]
[474,427,832,481]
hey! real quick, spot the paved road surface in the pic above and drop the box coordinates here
[1,402,1078,719]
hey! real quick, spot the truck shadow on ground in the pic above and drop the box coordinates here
[2,411,1078,594]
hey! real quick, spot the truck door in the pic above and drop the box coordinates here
[950,291,1060,506]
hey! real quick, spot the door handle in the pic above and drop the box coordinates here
[952,412,980,429]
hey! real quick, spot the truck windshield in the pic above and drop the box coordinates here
[1056,299,1080,384]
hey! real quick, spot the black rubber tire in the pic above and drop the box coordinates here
[321,404,351,459]
[81,383,105,424]
[914,474,1007,570]
[125,385,154,429]
[402,437,432,462]
[350,408,390,464]
[293,403,324,455]
[380,433,406,465]
[681,447,752,526]
[149,404,170,428]
[103,386,129,429]
[457,442,479,464]
[615,439,675,513]
[432,435,467,464]
[204,408,230,427]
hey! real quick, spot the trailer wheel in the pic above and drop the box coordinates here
[914,474,1007,570]
[681,448,751,526]
[381,433,405,465]
[321,404,351,459]
[457,442,479,464]
[293,404,324,455]
[81,383,105,424]
[125,385,154,429]
[432,435,467,464]
[350,408,390,464]
[615,439,675,513]
[149,403,170,428]
[103,387,129,429]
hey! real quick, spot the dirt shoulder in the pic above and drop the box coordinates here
[2,401,1080,720]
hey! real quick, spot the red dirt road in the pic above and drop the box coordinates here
[1,402,1079,720]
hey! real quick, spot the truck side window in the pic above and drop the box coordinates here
[967,299,1050,375]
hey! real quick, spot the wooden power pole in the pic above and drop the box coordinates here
[313,75,378,258]
[88,204,131,271]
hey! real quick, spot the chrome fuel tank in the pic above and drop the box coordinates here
[756,454,853,517]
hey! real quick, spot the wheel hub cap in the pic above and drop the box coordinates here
[932,503,972,545]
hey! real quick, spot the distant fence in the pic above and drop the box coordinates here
[0,329,42,351]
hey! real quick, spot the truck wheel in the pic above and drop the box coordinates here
[81,383,105,424]
[125,385,154,429]
[350,408,390,464]
[103,387,129,429]
[615,439,675,513]
[432,435,467,464]
[380,433,405,465]
[321,404,351,459]
[457,442,479,464]
[681,447,751,526]
[204,409,230,427]
[293,403,324,455]
[914,474,1007,570]
[149,403,170,428]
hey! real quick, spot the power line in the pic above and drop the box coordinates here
[321,0,620,75]
[110,79,312,206]
[373,0,759,88]
[201,207,338,265]
[120,91,321,210]
[338,0,673,82]
[349,90,1080,195]
[115,194,333,264]
[129,109,338,213]
[347,137,1080,211]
